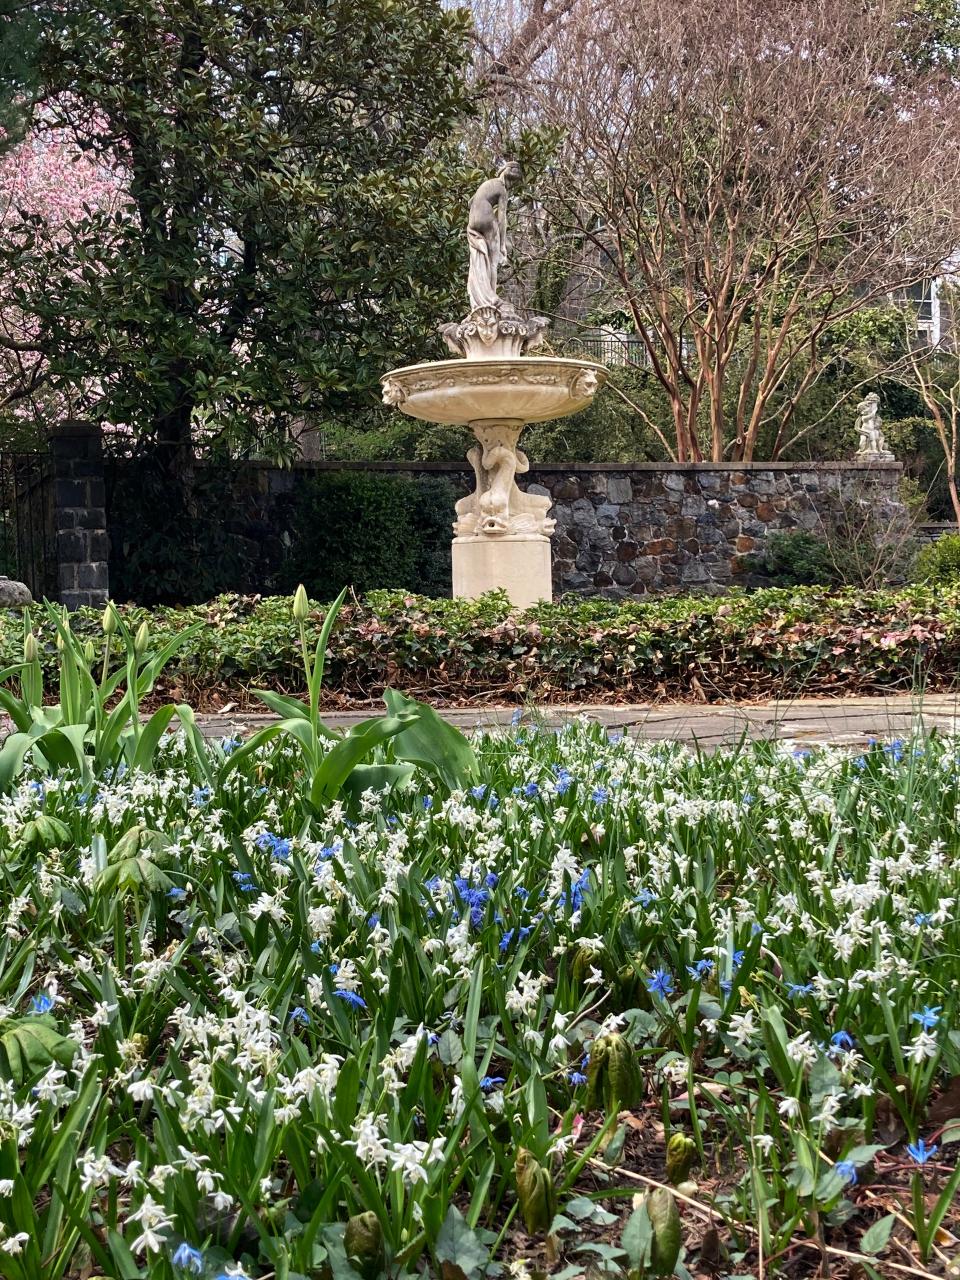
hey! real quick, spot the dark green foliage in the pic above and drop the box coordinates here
[8,584,960,704]
[914,533,960,584]
[0,0,39,148]
[106,461,263,605]
[748,531,839,587]
[4,0,473,463]
[279,471,455,600]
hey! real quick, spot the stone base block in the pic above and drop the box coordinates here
[452,535,552,608]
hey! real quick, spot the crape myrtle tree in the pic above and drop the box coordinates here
[0,0,473,485]
[514,0,960,462]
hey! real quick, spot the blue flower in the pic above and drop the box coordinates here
[191,786,211,806]
[220,735,242,754]
[499,929,515,952]
[568,1070,588,1086]
[911,1005,942,1031]
[787,982,814,999]
[591,786,609,805]
[570,869,592,911]
[256,831,292,861]
[167,887,186,900]
[884,739,905,763]
[686,958,714,980]
[835,1160,858,1186]
[470,784,488,800]
[514,886,530,900]
[511,709,523,726]
[647,968,674,999]
[485,871,499,889]
[635,888,656,907]
[367,912,381,929]
[332,989,367,1010]
[289,1006,310,1025]
[30,993,54,1015]
[480,1075,505,1092]
[914,912,932,927]
[830,1030,855,1053]
[732,949,745,968]
[231,870,258,893]
[317,841,342,862]
[523,781,539,799]
[172,1242,204,1274]
[907,1138,937,1165]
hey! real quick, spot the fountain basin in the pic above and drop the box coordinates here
[380,356,607,426]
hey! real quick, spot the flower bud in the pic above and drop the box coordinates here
[292,584,310,621]
[83,640,96,664]
[515,1147,556,1237]
[344,1211,384,1280]
[134,621,149,655]
[102,603,118,635]
[24,632,38,663]
[666,1132,697,1186]
[647,1188,681,1276]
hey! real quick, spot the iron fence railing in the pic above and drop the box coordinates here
[0,451,55,600]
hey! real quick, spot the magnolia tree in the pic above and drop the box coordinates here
[512,0,960,462]
[0,0,472,474]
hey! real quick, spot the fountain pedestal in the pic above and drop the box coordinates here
[453,533,552,606]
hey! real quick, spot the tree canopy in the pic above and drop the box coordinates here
[0,0,473,466]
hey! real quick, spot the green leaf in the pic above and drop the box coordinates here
[0,1016,77,1085]
[435,1205,488,1280]
[860,1213,895,1254]
[438,1030,463,1067]
[308,714,414,808]
[383,688,478,789]
[621,1203,653,1270]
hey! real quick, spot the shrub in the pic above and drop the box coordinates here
[5,583,960,705]
[914,532,960,584]
[748,531,838,586]
[278,470,456,600]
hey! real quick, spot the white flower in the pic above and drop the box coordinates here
[906,1031,938,1065]
[0,1180,13,1196]
[126,1193,173,1254]
[727,1011,757,1047]
[0,1231,29,1255]
[778,1096,802,1119]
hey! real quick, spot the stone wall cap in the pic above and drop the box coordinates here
[238,458,904,475]
[47,420,102,438]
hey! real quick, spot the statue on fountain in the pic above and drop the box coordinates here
[439,162,550,360]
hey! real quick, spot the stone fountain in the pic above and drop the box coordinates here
[380,163,607,607]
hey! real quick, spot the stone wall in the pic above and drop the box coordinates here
[527,462,906,595]
[211,459,905,598]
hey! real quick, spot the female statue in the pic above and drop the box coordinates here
[466,162,522,311]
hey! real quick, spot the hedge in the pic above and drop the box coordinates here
[2,585,960,706]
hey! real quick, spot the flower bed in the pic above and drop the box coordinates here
[1,720,959,1277]
[4,584,960,706]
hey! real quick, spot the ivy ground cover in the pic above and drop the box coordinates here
[1,721,959,1278]
[6,583,960,706]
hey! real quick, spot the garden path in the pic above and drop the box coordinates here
[196,693,960,750]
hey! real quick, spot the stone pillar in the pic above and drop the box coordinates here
[48,421,110,609]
